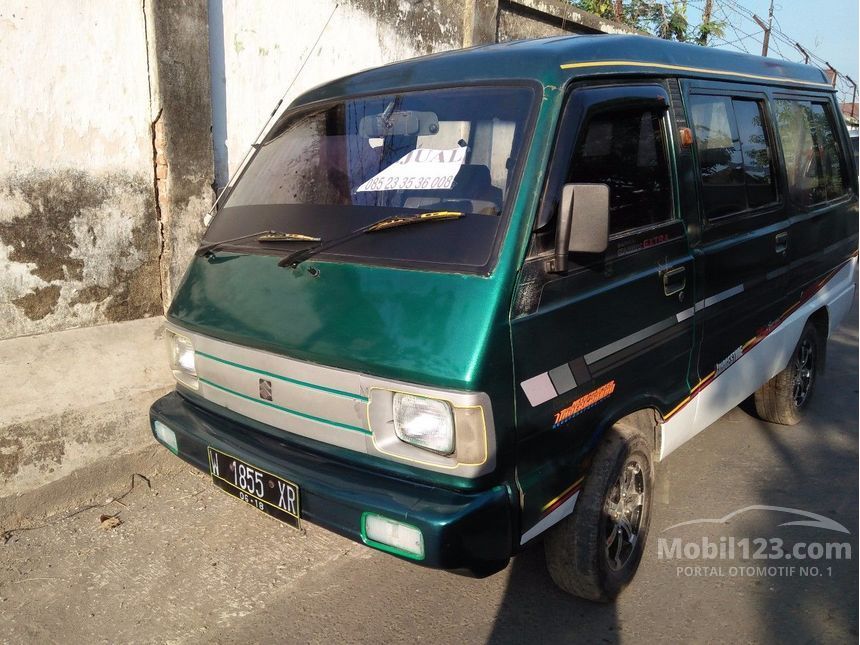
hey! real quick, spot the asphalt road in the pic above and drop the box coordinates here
[1,302,856,644]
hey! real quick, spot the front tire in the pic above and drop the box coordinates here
[544,426,653,602]
[754,321,822,426]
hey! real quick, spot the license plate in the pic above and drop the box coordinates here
[207,447,301,529]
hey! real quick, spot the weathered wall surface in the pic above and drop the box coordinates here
[0,0,641,513]
[499,0,642,41]
[146,0,216,304]
[0,1,161,340]
[212,0,468,182]
[210,0,638,185]
[0,0,636,342]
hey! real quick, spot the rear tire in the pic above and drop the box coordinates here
[544,426,653,602]
[753,321,822,426]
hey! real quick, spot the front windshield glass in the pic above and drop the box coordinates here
[207,85,535,271]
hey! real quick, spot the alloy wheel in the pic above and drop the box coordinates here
[792,337,815,408]
[604,459,646,571]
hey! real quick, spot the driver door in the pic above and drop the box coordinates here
[512,83,697,541]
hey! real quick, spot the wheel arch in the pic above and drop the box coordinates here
[808,306,829,370]
[590,401,664,462]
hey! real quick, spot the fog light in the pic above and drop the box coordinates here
[362,513,424,560]
[153,420,178,454]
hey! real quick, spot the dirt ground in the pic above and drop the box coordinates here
[1,304,856,644]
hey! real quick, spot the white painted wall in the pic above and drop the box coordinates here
[210,0,463,185]
[0,0,591,340]
[0,1,152,175]
[0,1,159,340]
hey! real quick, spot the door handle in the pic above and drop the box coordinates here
[775,232,789,255]
[662,266,686,296]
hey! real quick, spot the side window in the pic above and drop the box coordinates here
[734,100,777,208]
[774,99,848,206]
[689,95,777,219]
[567,107,672,235]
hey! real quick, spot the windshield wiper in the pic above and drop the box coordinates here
[196,230,321,257]
[277,210,465,268]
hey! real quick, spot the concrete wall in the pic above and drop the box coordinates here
[0,1,161,341]
[0,317,175,523]
[0,1,639,515]
[499,0,643,40]
[0,0,638,343]
[146,0,216,304]
[209,0,638,187]
[210,0,469,184]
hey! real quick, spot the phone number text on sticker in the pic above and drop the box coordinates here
[359,174,456,192]
[356,147,466,193]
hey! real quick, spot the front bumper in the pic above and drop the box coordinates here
[149,391,515,575]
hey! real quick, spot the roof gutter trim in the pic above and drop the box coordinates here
[559,59,833,89]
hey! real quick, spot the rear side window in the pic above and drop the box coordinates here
[774,99,848,206]
[689,95,777,219]
[567,108,672,235]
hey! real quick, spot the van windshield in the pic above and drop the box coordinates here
[206,85,535,271]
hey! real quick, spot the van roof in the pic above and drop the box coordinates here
[293,34,833,107]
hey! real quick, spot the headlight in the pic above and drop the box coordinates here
[167,330,198,389]
[367,388,490,472]
[393,393,454,455]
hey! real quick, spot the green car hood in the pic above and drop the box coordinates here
[167,254,512,391]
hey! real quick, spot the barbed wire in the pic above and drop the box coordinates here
[710,0,854,93]
[715,2,755,54]
[606,1,855,102]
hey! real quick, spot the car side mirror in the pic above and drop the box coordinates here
[551,183,610,273]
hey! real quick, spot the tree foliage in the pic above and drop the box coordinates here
[570,0,725,45]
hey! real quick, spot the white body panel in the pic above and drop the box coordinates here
[659,258,857,460]
[520,492,580,545]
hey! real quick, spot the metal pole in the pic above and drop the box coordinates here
[825,62,838,88]
[795,42,810,64]
[846,76,858,119]
[699,0,714,45]
[752,1,774,57]
[764,0,774,56]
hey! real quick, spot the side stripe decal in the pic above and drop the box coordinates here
[662,258,853,423]
[583,317,675,365]
[520,372,558,408]
[521,491,580,545]
[520,281,749,407]
[520,253,853,408]
[698,284,744,310]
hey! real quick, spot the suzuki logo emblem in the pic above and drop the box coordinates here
[259,378,273,401]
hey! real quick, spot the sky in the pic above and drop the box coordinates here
[685,0,859,104]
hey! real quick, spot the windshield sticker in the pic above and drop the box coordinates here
[356,147,467,192]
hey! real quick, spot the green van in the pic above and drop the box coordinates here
[150,35,858,601]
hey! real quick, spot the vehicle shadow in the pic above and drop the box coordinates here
[744,300,859,643]
[485,543,620,645]
[485,295,858,644]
